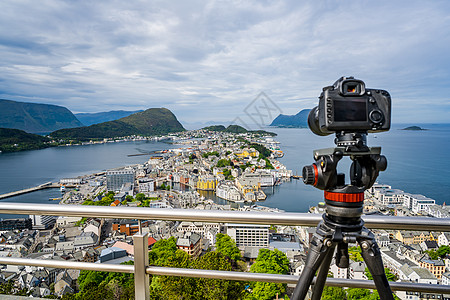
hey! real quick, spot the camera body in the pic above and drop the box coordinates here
[308,76,391,136]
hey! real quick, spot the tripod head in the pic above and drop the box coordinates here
[302,131,387,220]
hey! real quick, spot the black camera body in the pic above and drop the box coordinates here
[308,76,391,136]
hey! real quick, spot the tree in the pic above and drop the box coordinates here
[249,248,290,300]
[347,288,370,300]
[215,233,241,261]
[193,251,246,300]
[348,246,363,262]
[321,286,346,300]
[436,245,450,258]
[365,267,397,281]
[135,193,146,202]
[426,249,440,260]
[217,159,231,167]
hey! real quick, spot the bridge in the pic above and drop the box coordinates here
[0,182,60,200]
[0,203,448,299]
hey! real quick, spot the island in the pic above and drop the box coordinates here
[402,126,427,131]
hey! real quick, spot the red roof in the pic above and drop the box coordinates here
[148,236,157,246]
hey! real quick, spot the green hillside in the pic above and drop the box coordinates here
[50,108,185,140]
[202,124,276,136]
[0,128,51,152]
[0,99,83,134]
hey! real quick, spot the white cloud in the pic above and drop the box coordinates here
[0,0,449,123]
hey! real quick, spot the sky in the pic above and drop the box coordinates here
[1,0,450,126]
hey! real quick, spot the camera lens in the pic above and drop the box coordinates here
[308,107,331,136]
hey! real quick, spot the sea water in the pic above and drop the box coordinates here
[0,124,449,217]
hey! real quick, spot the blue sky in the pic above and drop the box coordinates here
[1,0,450,125]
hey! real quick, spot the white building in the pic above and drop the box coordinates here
[375,188,405,205]
[60,178,83,185]
[216,182,241,202]
[148,200,172,209]
[442,272,450,285]
[409,194,435,214]
[56,216,82,227]
[138,178,156,193]
[30,215,57,230]
[439,233,450,247]
[225,223,269,247]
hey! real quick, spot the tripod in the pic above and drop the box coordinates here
[291,133,394,300]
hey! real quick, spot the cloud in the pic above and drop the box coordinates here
[0,0,449,123]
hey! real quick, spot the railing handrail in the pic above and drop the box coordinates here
[2,202,450,298]
[1,256,449,294]
[0,202,449,231]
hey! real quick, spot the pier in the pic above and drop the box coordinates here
[0,182,60,200]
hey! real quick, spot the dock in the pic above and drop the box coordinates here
[0,182,60,200]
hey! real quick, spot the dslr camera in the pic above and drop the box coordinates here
[308,76,391,136]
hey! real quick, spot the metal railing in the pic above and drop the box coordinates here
[0,202,450,299]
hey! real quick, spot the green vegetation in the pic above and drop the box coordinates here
[248,248,290,300]
[426,245,450,259]
[0,128,52,152]
[222,168,234,180]
[263,158,274,169]
[51,108,185,141]
[0,280,28,296]
[202,150,219,158]
[62,261,135,299]
[82,192,115,206]
[365,267,398,281]
[248,143,271,159]
[216,233,241,261]
[217,158,232,168]
[75,217,88,226]
[160,183,171,191]
[0,99,83,134]
[148,236,246,299]
[348,246,363,262]
[321,286,346,300]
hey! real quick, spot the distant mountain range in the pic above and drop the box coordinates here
[0,99,83,134]
[75,110,143,126]
[50,108,185,140]
[0,128,51,152]
[270,109,311,128]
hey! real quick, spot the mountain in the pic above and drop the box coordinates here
[201,124,277,136]
[0,128,51,152]
[0,99,83,134]
[75,110,143,126]
[50,108,185,140]
[269,109,311,128]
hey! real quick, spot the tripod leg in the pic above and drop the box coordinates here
[357,228,394,300]
[311,243,335,300]
[291,225,334,300]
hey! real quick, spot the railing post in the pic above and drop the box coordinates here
[133,232,149,300]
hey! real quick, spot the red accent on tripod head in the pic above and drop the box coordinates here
[324,191,364,203]
[313,164,318,186]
